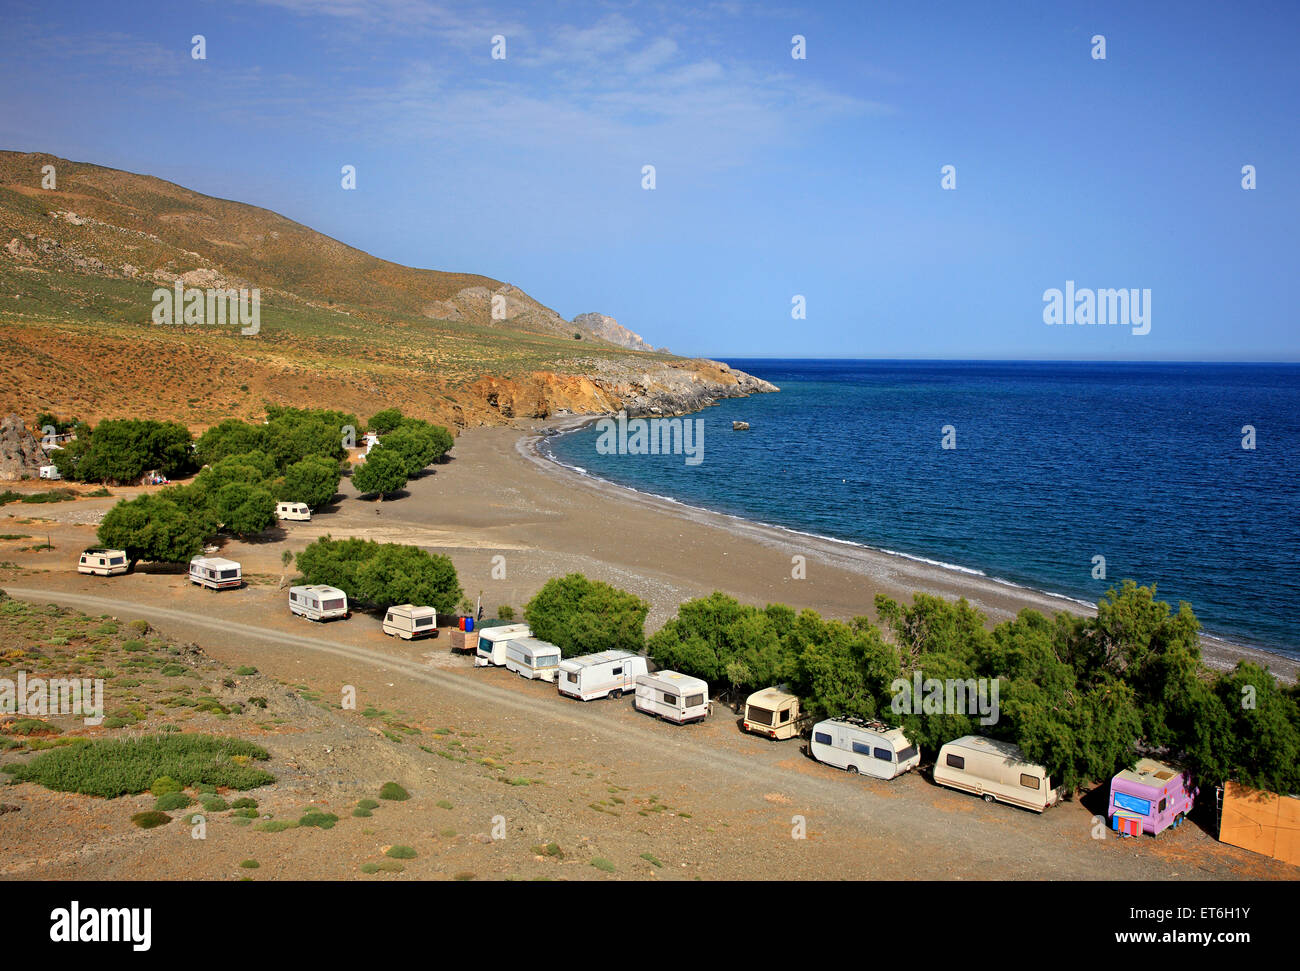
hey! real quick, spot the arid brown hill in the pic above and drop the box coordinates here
[0,151,775,429]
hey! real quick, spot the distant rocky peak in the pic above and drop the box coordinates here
[572,312,655,353]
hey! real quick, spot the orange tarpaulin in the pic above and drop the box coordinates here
[1219,781,1300,867]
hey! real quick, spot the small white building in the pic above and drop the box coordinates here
[474,623,533,667]
[382,604,438,640]
[634,671,710,724]
[38,465,62,480]
[275,501,311,522]
[504,636,562,682]
[77,548,128,577]
[188,556,243,590]
[933,735,1060,813]
[289,584,349,621]
[808,717,920,780]
[557,650,647,701]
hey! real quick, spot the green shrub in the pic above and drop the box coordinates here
[239,859,260,869]
[7,718,59,736]
[385,845,417,859]
[352,807,372,818]
[230,797,258,809]
[356,798,379,810]
[131,811,171,829]
[200,795,229,812]
[151,775,182,795]
[154,791,193,811]
[298,810,338,829]
[254,820,297,833]
[235,666,258,676]
[10,734,274,797]
[590,857,616,873]
[378,782,409,801]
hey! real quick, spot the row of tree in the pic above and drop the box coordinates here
[515,574,1300,798]
[295,536,463,615]
[89,407,456,563]
[351,411,454,499]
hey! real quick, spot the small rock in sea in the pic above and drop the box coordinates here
[732,421,750,431]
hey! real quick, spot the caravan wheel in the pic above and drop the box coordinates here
[610,689,622,700]
[846,765,859,775]
[983,793,995,804]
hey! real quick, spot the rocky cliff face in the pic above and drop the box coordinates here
[0,414,49,481]
[571,312,656,352]
[467,358,778,421]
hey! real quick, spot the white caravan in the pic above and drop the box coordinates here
[742,686,805,740]
[288,585,349,622]
[933,735,1061,813]
[188,556,243,591]
[474,623,533,667]
[275,501,312,522]
[382,604,438,640]
[39,465,62,480]
[77,548,128,576]
[557,650,648,701]
[808,717,920,780]
[634,671,710,725]
[504,637,563,682]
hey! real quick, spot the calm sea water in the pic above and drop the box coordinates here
[541,361,1300,657]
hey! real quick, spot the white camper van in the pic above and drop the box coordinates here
[557,650,648,701]
[742,686,806,740]
[933,735,1061,813]
[809,717,920,780]
[382,604,438,640]
[504,637,563,682]
[77,548,128,577]
[634,671,710,725]
[188,556,243,590]
[288,585,349,622]
[275,501,312,522]
[474,623,533,667]
[39,465,62,480]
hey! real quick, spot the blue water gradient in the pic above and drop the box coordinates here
[541,361,1300,656]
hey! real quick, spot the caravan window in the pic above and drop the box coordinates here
[323,598,344,611]
[873,748,891,762]
[814,731,832,745]
[896,745,917,763]
[946,753,965,770]
[851,741,872,756]
[662,693,678,706]
[1020,774,1040,790]
[778,708,790,723]
[1158,798,1167,812]
[415,617,433,627]
[749,707,774,726]
[110,557,125,566]
[612,666,623,676]
[219,569,238,580]
[565,671,577,683]
[685,694,704,708]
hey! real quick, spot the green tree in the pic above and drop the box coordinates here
[278,455,342,509]
[195,419,269,466]
[211,482,277,537]
[367,408,405,435]
[56,419,195,484]
[525,574,648,657]
[351,449,408,499]
[97,494,209,566]
[295,537,461,613]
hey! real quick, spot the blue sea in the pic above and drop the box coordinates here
[541,361,1300,658]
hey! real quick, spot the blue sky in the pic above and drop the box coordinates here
[2,0,1297,359]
